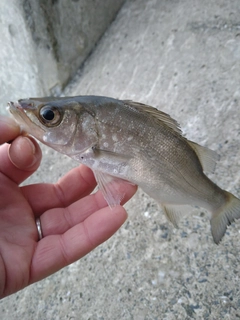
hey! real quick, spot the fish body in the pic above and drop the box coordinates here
[8,96,240,243]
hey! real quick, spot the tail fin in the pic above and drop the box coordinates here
[211,192,240,244]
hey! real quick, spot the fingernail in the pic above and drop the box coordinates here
[23,136,36,155]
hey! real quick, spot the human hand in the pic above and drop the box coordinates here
[0,116,137,298]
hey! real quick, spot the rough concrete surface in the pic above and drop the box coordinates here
[0,0,45,110]
[0,0,124,105]
[1,0,240,319]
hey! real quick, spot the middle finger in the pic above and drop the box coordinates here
[39,181,137,236]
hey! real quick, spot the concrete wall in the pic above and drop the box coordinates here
[0,0,125,110]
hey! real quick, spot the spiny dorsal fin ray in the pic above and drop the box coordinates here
[187,140,219,173]
[123,100,182,135]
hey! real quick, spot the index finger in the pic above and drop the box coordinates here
[21,165,97,215]
[0,116,20,145]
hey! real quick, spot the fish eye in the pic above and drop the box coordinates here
[39,105,62,126]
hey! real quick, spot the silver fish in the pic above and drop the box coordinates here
[8,96,240,243]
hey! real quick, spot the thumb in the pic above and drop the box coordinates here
[0,115,20,145]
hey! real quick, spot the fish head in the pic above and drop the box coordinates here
[8,97,98,155]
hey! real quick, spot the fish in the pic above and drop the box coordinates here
[8,95,240,244]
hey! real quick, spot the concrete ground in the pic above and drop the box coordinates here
[1,0,240,319]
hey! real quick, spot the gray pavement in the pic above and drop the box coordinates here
[1,0,240,319]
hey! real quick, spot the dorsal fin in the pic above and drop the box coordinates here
[187,140,219,173]
[123,100,182,135]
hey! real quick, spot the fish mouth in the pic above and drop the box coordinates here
[8,100,36,113]
[8,101,25,119]
[7,101,36,132]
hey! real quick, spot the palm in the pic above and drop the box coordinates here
[0,177,37,296]
[0,118,137,298]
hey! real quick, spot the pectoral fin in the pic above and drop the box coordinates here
[93,170,129,207]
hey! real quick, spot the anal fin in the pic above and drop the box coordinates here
[163,205,180,228]
[162,204,188,228]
